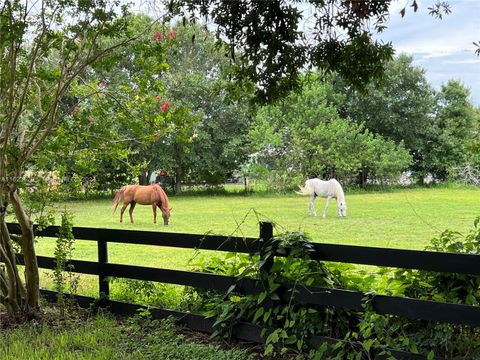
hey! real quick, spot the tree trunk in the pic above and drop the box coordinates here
[174,165,182,194]
[174,144,183,195]
[0,190,39,317]
[146,169,153,185]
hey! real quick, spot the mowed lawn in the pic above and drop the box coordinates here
[31,186,479,295]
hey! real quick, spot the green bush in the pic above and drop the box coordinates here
[110,278,180,309]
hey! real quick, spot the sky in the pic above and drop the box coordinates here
[375,0,480,105]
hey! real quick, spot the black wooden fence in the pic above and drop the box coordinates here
[6,222,480,359]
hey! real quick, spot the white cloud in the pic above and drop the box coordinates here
[442,59,480,65]
[376,1,480,104]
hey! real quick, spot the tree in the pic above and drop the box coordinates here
[37,14,174,194]
[248,77,412,189]
[167,0,453,103]
[0,1,153,316]
[341,55,435,180]
[424,80,480,181]
[141,23,252,193]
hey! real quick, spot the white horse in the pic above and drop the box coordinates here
[296,178,347,218]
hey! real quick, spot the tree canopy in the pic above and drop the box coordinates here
[166,0,453,103]
[248,76,412,189]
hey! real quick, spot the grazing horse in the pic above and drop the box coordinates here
[113,184,171,225]
[296,178,347,218]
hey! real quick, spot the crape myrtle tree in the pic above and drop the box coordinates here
[0,1,164,316]
[39,14,175,193]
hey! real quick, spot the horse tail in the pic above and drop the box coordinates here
[295,184,314,196]
[113,186,127,214]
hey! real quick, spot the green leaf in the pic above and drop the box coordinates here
[257,292,267,304]
[263,309,272,322]
[225,252,236,259]
[419,281,433,288]
[265,343,274,355]
[253,307,264,322]
[363,338,375,352]
[266,331,279,344]
[297,339,304,351]
[285,335,297,345]
[270,293,280,301]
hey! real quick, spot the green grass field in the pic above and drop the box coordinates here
[32,186,479,296]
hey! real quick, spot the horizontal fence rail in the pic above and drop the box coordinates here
[5,221,480,358]
[7,223,480,275]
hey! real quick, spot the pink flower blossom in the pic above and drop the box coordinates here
[152,32,163,42]
[156,95,162,101]
[98,81,106,88]
[166,29,177,40]
[159,101,171,112]
[88,116,94,124]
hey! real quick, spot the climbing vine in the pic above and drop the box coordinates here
[182,219,480,358]
[52,211,78,315]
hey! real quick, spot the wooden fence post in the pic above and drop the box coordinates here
[98,239,109,298]
[259,222,274,273]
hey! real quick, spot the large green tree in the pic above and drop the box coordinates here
[424,80,480,181]
[248,77,412,189]
[141,23,252,193]
[341,55,435,179]
[341,58,479,183]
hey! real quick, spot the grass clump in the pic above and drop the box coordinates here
[0,310,257,360]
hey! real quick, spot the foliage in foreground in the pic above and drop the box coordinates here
[0,0,169,317]
[0,311,255,360]
[180,218,480,359]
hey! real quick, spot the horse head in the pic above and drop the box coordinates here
[161,207,172,225]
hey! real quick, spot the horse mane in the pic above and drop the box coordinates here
[153,184,169,211]
[330,179,345,200]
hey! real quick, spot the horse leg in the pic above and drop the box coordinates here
[129,201,136,224]
[309,195,317,216]
[120,203,128,223]
[323,196,332,218]
[152,204,157,224]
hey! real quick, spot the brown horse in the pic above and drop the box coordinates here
[113,184,171,225]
